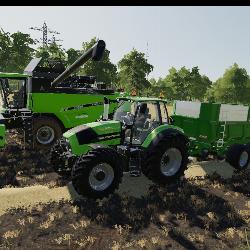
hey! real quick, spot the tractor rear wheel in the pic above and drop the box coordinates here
[71,147,123,199]
[226,144,249,170]
[142,136,188,185]
[33,117,63,149]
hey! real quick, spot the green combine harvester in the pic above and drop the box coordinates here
[0,40,120,148]
[50,97,250,199]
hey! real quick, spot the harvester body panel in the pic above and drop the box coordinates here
[27,92,119,128]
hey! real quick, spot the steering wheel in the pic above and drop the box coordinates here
[121,112,134,126]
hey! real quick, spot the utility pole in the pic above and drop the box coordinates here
[146,42,149,60]
[146,42,149,78]
[30,21,62,47]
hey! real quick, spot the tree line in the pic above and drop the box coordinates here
[0,29,249,105]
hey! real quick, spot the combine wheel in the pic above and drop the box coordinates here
[143,136,188,185]
[33,117,63,149]
[71,147,123,199]
[226,144,249,170]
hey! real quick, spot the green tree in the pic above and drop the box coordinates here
[66,48,81,66]
[118,49,153,93]
[208,63,250,104]
[0,29,35,72]
[81,38,117,86]
[189,67,212,100]
[0,29,11,72]
[157,66,211,101]
[35,42,66,67]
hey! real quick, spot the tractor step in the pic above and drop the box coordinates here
[21,111,34,149]
[129,148,142,177]
[129,168,141,177]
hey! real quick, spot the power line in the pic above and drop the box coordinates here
[30,21,62,47]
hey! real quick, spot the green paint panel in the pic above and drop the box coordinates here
[28,92,119,128]
[141,124,184,148]
[0,73,28,78]
[199,103,220,121]
[0,124,6,147]
[64,120,121,156]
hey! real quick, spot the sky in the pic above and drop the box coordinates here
[1,6,250,81]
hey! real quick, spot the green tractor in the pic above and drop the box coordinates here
[50,96,189,199]
[0,40,121,149]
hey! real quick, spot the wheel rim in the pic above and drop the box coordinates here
[89,163,114,191]
[160,148,182,176]
[239,151,249,168]
[36,126,55,145]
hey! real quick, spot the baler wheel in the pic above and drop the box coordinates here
[226,144,249,170]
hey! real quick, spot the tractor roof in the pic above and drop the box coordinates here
[118,96,168,103]
[0,72,29,78]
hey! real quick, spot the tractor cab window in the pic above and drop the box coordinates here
[0,78,26,108]
[120,102,160,145]
[113,100,137,122]
[159,102,169,124]
[131,102,161,144]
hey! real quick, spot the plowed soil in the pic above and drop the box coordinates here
[0,130,249,250]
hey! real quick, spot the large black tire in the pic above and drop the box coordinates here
[33,117,63,149]
[142,136,188,185]
[71,147,123,199]
[226,144,249,170]
[49,137,76,176]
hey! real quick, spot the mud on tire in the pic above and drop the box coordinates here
[71,147,123,199]
[142,136,188,185]
[49,137,76,176]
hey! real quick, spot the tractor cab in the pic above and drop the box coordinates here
[0,73,28,110]
[114,97,170,145]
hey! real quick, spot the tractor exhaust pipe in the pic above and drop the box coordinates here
[103,97,109,120]
[51,40,106,87]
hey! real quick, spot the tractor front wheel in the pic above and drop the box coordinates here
[143,136,188,185]
[71,147,123,199]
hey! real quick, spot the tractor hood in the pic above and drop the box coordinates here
[63,120,122,155]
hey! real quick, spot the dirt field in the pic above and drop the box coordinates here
[0,131,249,250]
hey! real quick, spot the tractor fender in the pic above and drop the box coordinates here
[142,127,189,151]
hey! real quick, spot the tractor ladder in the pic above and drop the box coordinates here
[21,109,33,150]
[216,111,228,148]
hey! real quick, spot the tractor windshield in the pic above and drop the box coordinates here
[0,78,26,108]
[113,100,137,122]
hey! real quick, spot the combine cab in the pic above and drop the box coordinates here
[0,40,121,148]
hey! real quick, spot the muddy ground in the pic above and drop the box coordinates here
[0,130,249,250]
